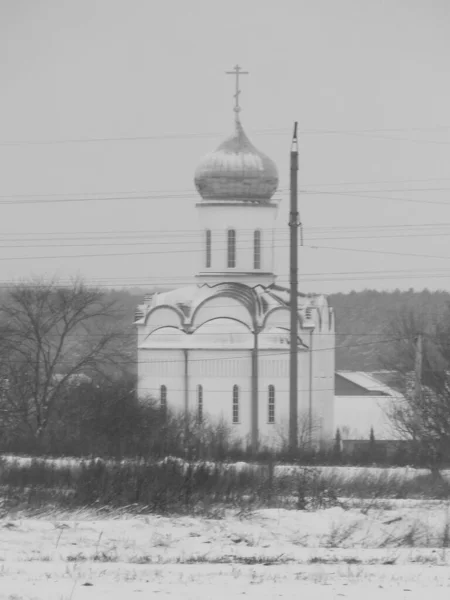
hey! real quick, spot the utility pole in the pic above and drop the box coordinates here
[414,332,423,403]
[289,122,299,453]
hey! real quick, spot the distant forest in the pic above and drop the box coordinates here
[81,287,450,372]
[329,289,450,370]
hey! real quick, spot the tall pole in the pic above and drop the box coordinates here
[414,332,423,404]
[251,330,259,456]
[289,122,299,453]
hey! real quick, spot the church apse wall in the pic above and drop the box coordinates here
[188,349,253,440]
[137,348,185,408]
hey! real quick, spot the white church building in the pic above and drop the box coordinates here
[135,68,335,450]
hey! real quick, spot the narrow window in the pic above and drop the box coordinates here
[160,385,167,416]
[205,230,211,268]
[232,384,239,424]
[227,229,236,268]
[254,230,261,269]
[197,384,203,424]
[268,385,275,423]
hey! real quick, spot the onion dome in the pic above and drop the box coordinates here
[194,117,279,202]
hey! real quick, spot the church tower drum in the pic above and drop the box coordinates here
[194,65,280,288]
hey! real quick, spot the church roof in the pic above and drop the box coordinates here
[336,371,400,397]
[135,282,332,337]
[194,117,279,202]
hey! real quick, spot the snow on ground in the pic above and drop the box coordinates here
[2,456,450,597]
[2,563,450,600]
[2,502,450,598]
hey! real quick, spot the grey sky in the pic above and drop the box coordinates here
[0,0,449,293]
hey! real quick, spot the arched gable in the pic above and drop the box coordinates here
[192,317,254,348]
[258,325,307,350]
[262,306,305,331]
[143,304,186,335]
[141,325,188,348]
[191,285,260,331]
[191,296,254,331]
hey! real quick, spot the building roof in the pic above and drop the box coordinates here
[336,371,400,397]
[135,282,331,330]
[135,282,333,349]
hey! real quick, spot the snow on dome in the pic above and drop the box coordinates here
[194,118,279,202]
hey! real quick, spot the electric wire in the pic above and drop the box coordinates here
[1,125,449,146]
[3,229,450,249]
[0,336,407,366]
[4,220,450,242]
[1,186,450,207]
[1,238,450,263]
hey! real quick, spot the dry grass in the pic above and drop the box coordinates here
[0,455,449,519]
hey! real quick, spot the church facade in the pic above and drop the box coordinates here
[135,70,335,449]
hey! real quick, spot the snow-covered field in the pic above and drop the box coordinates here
[2,455,450,597]
[2,501,450,599]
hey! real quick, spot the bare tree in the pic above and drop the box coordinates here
[275,411,322,454]
[0,278,130,442]
[380,305,450,471]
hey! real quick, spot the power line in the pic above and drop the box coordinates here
[0,336,407,366]
[302,189,450,208]
[305,243,450,262]
[1,125,448,146]
[0,292,449,320]
[2,175,450,201]
[4,228,450,249]
[1,185,450,206]
[3,220,450,243]
[1,238,450,263]
[2,270,450,289]
[332,130,450,146]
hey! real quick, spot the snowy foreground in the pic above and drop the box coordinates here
[2,501,450,599]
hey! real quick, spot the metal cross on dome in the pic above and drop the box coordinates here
[225,64,249,115]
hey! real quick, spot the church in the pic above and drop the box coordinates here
[135,67,335,450]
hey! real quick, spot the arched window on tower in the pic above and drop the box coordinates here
[232,385,239,423]
[205,230,211,268]
[254,230,261,269]
[227,229,236,268]
[268,385,275,423]
[197,384,203,424]
[160,385,167,417]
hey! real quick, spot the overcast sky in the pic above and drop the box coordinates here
[0,0,449,294]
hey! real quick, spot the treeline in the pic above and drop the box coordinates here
[0,376,247,461]
[328,288,450,370]
[0,375,432,468]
